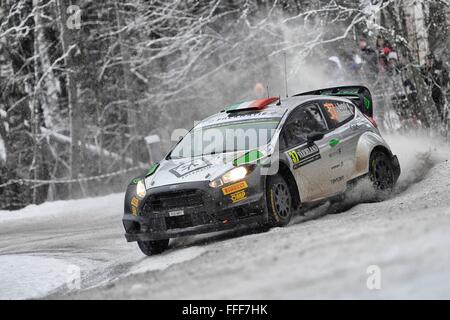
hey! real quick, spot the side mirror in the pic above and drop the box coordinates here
[306,132,324,142]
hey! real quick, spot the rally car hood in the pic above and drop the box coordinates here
[144,147,270,189]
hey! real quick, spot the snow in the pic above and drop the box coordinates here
[127,247,206,276]
[1,133,450,299]
[0,193,122,223]
[0,255,73,300]
[0,192,207,299]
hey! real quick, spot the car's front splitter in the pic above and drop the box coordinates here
[124,213,265,241]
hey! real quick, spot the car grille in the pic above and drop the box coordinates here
[144,189,204,212]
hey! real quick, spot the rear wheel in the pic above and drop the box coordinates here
[369,150,395,199]
[137,239,169,256]
[266,174,293,227]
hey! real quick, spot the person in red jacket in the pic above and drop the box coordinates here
[376,35,393,73]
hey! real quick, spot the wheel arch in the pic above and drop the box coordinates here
[266,160,301,209]
[371,145,394,158]
[353,132,393,178]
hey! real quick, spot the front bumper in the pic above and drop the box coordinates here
[123,174,266,241]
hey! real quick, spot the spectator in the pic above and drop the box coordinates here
[376,35,393,73]
[325,56,345,85]
[386,51,417,103]
[358,37,378,78]
[343,52,362,79]
[421,53,450,121]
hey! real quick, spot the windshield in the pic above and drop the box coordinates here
[169,119,280,159]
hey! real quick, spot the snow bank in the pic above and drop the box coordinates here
[0,255,73,300]
[0,193,123,223]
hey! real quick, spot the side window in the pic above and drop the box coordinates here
[321,101,354,128]
[282,103,327,149]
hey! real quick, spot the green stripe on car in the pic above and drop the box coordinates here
[233,150,264,166]
[145,163,159,177]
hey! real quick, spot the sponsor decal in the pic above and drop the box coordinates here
[329,138,340,147]
[170,158,211,177]
[131,196,139,216]
[131,197,139,207]
[331,176,344,184]
[222,180,248,195]
[287,143,321,169]
[200,109,285,127]
[230,190,247,203]
[269,189,279,222]
[331,161,344,170]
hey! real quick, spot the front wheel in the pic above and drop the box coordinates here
[369,150,395,200]
[137,239,169,256]
[266,174,293,227]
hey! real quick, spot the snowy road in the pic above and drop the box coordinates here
[1,134,450,299]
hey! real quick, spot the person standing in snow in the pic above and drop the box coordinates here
[421,53,449,121]
[386,51,419,129]
[358,37,378,80]
[325,56,346,85]
[376,36,393,74]
[386,52,417,101]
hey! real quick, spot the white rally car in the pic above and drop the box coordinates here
[123,86,400,255]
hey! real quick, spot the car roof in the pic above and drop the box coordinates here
[195,95,352,129]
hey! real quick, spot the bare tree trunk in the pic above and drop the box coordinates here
[403,0,429,65]
[58,0,82,198]
[115,0,139,165]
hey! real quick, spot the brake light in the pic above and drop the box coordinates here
[363,114,378,128]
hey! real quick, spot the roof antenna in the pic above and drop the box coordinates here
[283,52,288,98]
[276,95,281,106]
[266,84,270,98]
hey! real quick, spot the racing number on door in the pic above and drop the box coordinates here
[287,144,321,169]
[288,150,300,164]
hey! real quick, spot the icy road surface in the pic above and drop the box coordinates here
[1,134,450,299]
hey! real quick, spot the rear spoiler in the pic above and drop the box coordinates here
[294,85,373,117]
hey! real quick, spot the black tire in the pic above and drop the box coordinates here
[369,150,395,200]
[137,239,169,256]
[266,174,293,227]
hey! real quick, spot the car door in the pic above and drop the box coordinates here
[280,102,339,202]
[319,99,361,189]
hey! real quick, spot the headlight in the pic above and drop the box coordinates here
[222,166,248,184]
[209,166,252,188]
[136,180,146,198]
